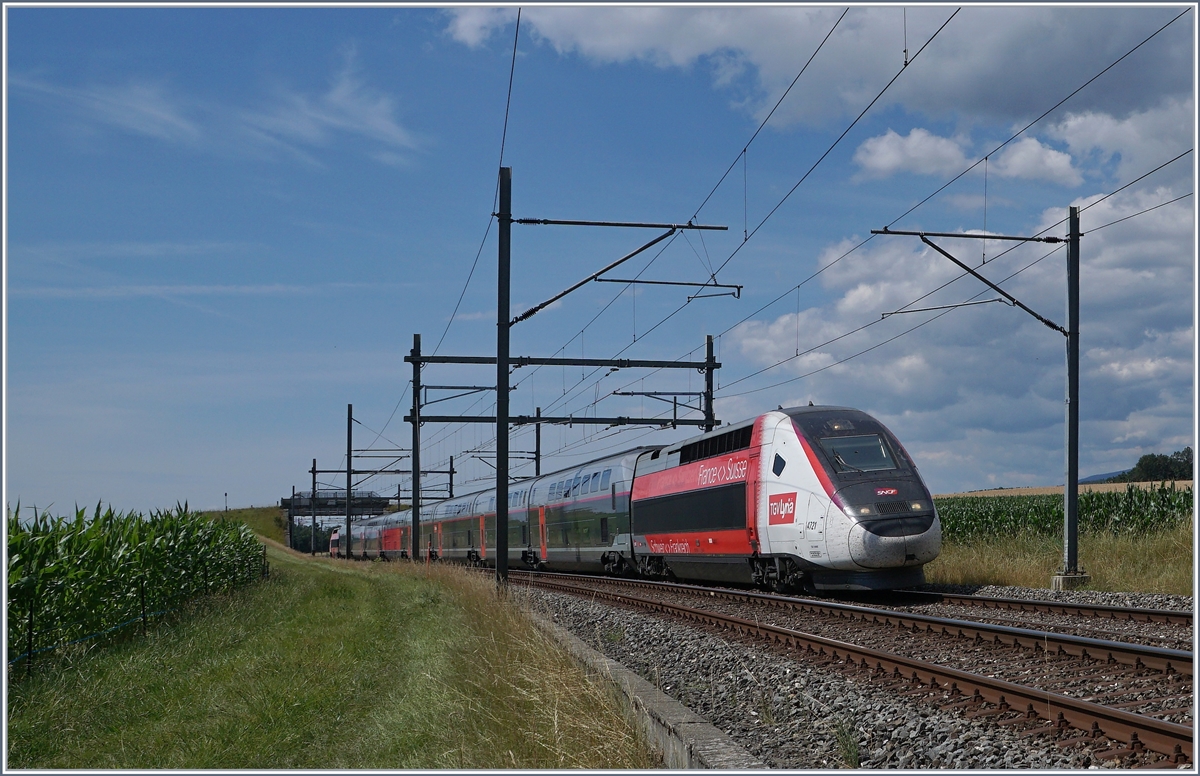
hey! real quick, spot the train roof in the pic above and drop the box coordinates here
[424,445,664,505]
[781,404,860,417]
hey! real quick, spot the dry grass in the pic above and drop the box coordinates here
[925,522,1193,595]
[406,562,659,768]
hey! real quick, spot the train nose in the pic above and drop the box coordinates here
[846,515,940,568]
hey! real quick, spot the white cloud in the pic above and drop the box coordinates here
[445,7,519,48]
[991,137,1082,186]
[721,185,1192,491]
[1048,98,1195,186]
[853,128,970,178]
[11,51,418,166]
[10,75,203,145]
[240,54,418,156]
[445,6,1192,126]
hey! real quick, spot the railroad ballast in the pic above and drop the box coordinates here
[330,405,942,591]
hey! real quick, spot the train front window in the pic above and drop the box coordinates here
[818,434,897,472]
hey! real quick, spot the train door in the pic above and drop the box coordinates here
[801,493,827,562]
[479,514,486,560]
[750,419,777,555]
[747,445,761,555]
[538,506,547,560]
[762,412,826,563]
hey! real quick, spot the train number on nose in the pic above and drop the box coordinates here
[768,492,798,524]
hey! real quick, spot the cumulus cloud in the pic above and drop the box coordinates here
[721,181,1192,491]
[991,137,1083,186]
[853,128,970,178]
[1048,98,1195,186]
[445,6,1192,126]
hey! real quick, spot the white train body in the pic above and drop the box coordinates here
[344,405,941,592]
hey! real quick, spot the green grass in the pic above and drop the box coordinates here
[7,549,659,769]
[924,521,1193,595]
[199,506,286,544]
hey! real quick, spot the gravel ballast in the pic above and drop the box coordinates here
[518,584,1193,769]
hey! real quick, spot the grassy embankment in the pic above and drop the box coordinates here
[925,482,1194,595]
[7,544,658,769]
[200,505,285,543]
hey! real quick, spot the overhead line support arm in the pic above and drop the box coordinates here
[916,236,1066,336]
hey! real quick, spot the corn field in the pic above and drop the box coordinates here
[7,503,267,672]
[935,482,1194,543]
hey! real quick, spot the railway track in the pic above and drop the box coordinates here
[512,570,1193,766]
[881,589,1193,626]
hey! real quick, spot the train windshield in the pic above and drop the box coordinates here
[787,408,913,479]
[818,434,897,473]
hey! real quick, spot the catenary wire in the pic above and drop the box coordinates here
[717,186,1192,398]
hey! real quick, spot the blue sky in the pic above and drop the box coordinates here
[4,5,1195,515]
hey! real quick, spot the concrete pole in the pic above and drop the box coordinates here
[704,335,716,432]
[311,459,317,556]
[411,334,422,560]
[346,403,353,560]
[1054,206,1088,589]
[496,167,512,587]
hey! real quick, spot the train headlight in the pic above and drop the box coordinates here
[909,500,930,512]
[842,504,876,518]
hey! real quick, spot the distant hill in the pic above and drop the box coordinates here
[1080,470,1130,484]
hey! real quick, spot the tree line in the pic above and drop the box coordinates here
[1107,447,1193,483]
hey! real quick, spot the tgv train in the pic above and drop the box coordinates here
[330,406,941,591]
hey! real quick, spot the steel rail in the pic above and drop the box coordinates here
[891,590,1193,626]
[516,571,1192,676]
[521,575,1192,763]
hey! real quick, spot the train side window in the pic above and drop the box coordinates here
[571,475,582,497]
[773,454,787,477]
[581,473,592,493]
[600,469,611,490]
[590,472,600,492]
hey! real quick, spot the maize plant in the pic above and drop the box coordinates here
[935,482,1194,543]
[7,502,266,671]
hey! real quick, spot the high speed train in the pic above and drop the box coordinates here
[329,405,941,591]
